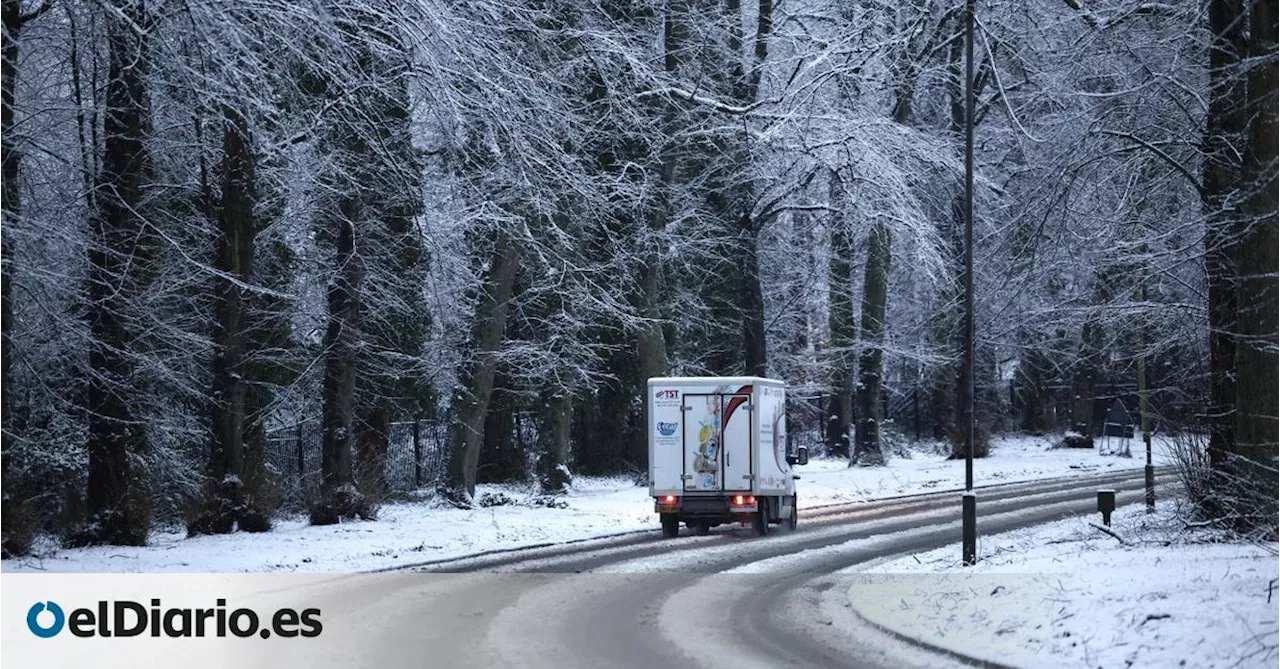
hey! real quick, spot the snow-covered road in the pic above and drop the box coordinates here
[235,468,1176,669]
[3,434,1176,573]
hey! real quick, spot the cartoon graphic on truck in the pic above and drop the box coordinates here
[691,394,722,488]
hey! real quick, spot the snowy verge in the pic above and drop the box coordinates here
[2,433,1174,573]
[842,500,1280,669]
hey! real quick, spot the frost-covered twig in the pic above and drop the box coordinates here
[1088,522,1126,544]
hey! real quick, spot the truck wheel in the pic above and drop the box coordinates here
[752,506,769,536]
[661,514,679,538]
[692,522,710,536]
[787,495,798,531]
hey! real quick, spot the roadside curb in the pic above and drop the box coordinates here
[368,467,1176,574]
[838,497,1173,669]
[363,527,658,573]
[844,599,1019,669]
[801,465,1176,516]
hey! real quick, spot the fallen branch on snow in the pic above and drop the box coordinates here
[1088,522,1127,544]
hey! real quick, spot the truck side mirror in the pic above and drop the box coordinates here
[788,445,809,467]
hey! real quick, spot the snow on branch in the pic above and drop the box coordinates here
[1094,129,1204,195]
[635,87,769,115]
[1063,0,1184,30]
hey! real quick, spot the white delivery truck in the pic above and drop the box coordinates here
[648,376,809,537]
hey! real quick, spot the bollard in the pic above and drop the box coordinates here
[1097,489,1116,527]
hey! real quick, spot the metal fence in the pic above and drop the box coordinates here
[264,419,451,509]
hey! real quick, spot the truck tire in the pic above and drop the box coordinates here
[787,495,798,531]
[752,505,769,536]
[661,514,679,538]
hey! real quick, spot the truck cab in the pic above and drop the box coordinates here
[647,376,808,537]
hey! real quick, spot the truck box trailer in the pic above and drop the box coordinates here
[647,376,808,537]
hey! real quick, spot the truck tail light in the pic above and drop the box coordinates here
[662,495,677,503]
[734,495,744,505]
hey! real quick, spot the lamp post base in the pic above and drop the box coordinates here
[1145,463,1156,512]
[962,493,977,566]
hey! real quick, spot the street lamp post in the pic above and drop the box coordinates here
[961,0,978,567]
[1138,280,1155,512]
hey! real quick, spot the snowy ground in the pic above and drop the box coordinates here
[2,433,1176,573]
[798,432,1172,506]
[846,500,1280,669]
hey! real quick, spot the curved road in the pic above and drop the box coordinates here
[268,469,1176,669]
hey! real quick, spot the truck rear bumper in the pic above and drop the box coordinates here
[656,495,759,519]
[679,496,731,517]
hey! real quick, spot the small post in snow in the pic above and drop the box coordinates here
[1097,489,1116,527]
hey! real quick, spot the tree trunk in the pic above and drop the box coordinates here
[737,0,774,377]
[1017,338,1052,434]
[1069,316,1103,443]
[77,0,152,547]
[635,244,667,474]
[931,193,965,448]
[441,232,520,506]
[1229,0,1278,519]
[637,247,668,380]
[212,108,251,496]
[311,197,369,524]
[0,0,24,557]
[537,371,574,494]
[636,159,670,473]
[722,0,773,378]
[573,384,615,475]
[741,214,768,377]
[853,221,891,466]
[356,406,391,499]
[939,30,969,457]
[1202,0,1249,470]
[479,384,526,484]
[353,41,433,490]
[190,107,269,535]
[642,7,677,384]
[826,171,854,457]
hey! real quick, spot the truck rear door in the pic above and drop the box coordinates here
[683,391,753,492]
[720,392,753,492]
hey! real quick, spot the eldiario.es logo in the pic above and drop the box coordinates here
[26,599,322,639]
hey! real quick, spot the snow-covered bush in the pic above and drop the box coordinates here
[1058,431,1093,450]
[1169,432,1278,541]
[309,484,376,525]
[477,492,516,508]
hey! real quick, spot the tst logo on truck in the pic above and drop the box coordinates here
[655,389,679,400]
